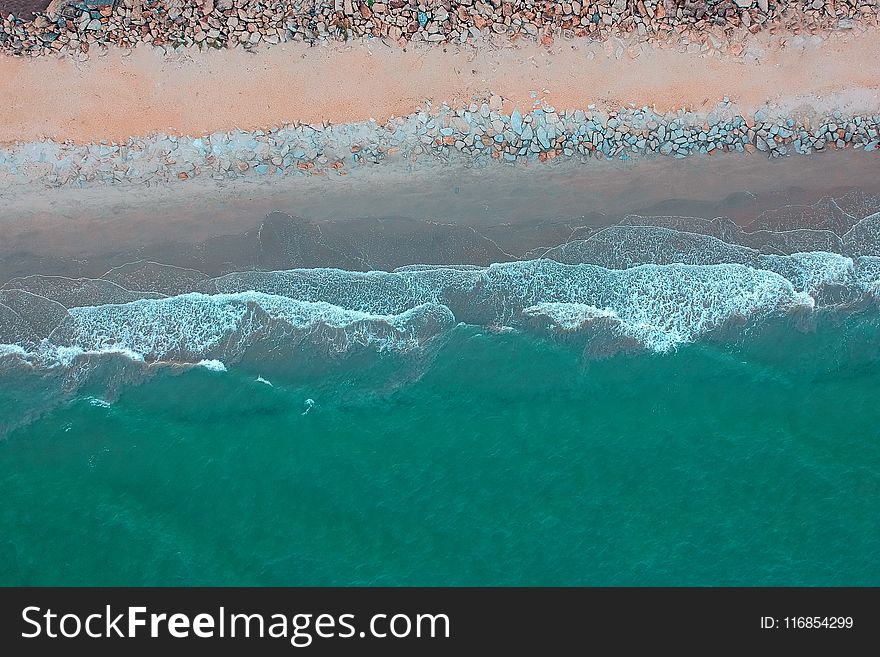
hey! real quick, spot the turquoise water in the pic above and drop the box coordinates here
[2,314,879,586]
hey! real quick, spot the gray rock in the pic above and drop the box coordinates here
[510,110,523,135]
[536,126,551,149]
[451,117,471,134]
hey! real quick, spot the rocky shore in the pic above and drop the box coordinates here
[1,0,877,59]
[2,99,878,188]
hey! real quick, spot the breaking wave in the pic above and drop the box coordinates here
[2,192,880,435]
[3,256,876,367]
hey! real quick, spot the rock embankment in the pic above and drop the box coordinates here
[2,100,878,188]
[1,0,878,58]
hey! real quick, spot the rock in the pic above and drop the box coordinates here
[489,95,503,111]
[536,126,551,149]
[451,117,471,134]
[510,110,523,135]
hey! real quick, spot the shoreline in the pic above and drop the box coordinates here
[1,149,878,282]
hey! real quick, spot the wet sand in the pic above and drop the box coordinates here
[0,0,48,17]
[1,148,878,282]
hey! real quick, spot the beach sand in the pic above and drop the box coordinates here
[1,27,879,145]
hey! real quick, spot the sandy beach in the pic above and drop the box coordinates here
[2,28,880,145]
[0,2,878,276]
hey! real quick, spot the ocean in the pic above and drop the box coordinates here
[2,178,880,586]
[2,312,879,586]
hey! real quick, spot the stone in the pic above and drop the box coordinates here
[536,126,551,149]
[451,117,471,134]
[510,110,523,135]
